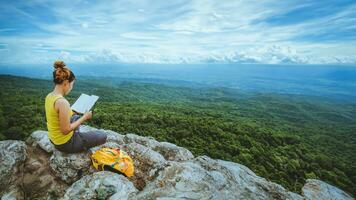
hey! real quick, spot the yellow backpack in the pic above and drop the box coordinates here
[90,147,134,178]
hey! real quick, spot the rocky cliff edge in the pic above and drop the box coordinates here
[0,125,354,200]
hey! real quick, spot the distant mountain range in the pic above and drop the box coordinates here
[201,45,356,65]
[67,45,356,65]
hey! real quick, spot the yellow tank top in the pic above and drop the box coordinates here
[45,92,74,145]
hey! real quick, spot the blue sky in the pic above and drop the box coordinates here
[0,0,355,64]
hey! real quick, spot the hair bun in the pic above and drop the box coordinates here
[54,60,66,69]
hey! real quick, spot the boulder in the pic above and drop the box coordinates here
[153,141,194,162]
[124,133,194,162]
[26,130,54,153]
[135,156,304,200]
[49,150,93,184]
[0,186,23,200]
[121,142,167,190]
[0,140,27,195]
[302,179,354,200]
[22,144,69,199]
[124,133,160,149]
[103,129,125,145]
[61,171,138,200]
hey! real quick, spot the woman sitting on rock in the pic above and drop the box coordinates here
[45,60,107,153]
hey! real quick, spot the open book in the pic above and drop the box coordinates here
[71,93,99,114]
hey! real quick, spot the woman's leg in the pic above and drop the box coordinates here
[76,131,107,151]
[54,114,107,153]
[70,114,107,152]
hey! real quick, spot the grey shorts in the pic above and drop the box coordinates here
[51,114,107,153]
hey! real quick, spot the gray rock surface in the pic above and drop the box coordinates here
[22,142,69,199]
[0,186,23,200]
[121,142,167,190]
[81,125,194,162]
[124,133,160,149]
[0,140,27,195]
[26,130,55,153]
[1,127,354,200]
[49,150,93,184]
[135,156,304,200]
[153,141,194,162]
[302,179,354,200]
[124,133,194,161]
[61,171,138,200]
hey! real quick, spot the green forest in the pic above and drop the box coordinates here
[0,74,355,196]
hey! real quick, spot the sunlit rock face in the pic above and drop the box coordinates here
[0,126,353,200]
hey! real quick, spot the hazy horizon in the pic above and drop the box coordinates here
[1,63,356,102]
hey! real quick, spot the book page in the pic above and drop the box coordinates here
[71,94,99,114]
[85,95,99,112]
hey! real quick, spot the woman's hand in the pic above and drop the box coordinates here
[83,110,93,120]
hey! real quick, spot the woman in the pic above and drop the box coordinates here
[45,60,107,153]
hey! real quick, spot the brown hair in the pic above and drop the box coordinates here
[52,60,76,84]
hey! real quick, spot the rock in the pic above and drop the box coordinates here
[61,171,138,200]
[26,130,55,153]
[2,126,354,199]
[22,144,69,199]
[122,143,166,169]
[1,186,23,200]
[121,142,167,191]
[0,140,27,194]
[124,133,160,149]
[103,129,125,145]
[135,156,303,200]
[49,150,92,184]
[45,126,123,185]
[210,156,304,200]
[153,141,194,162]
[302,179,354,200]
[90,141,122,152]
[124,133,194,162]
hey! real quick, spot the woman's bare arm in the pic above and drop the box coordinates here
[56,99,88,135]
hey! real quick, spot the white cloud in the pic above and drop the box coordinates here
[81,22,88,28]
[120,32,159,40]
[0,0,355,64]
